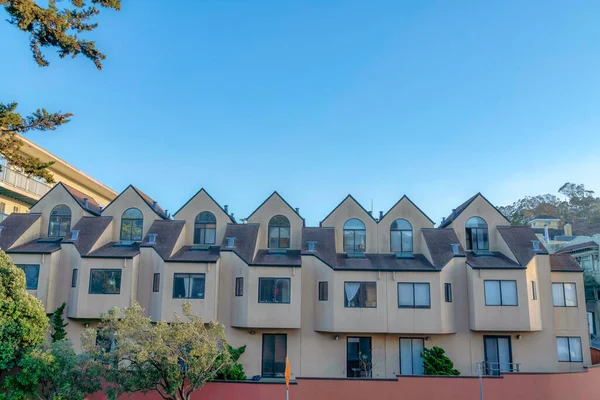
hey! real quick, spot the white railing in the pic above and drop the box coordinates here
[0,159,52,198]
[476,361,521,400]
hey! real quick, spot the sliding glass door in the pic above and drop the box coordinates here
[262,334,287,377]
[484,336,512,375]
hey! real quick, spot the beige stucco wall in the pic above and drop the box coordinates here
[446,195,510,251]
[10,252,58,313]
[321,197,378,253]
[377,198,434,254]
[173,190,231,246]
[30,184,92,237]
[101,186,160,241]
[247,193,304,250]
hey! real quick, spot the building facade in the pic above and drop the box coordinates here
[0,187,591,379]
[0,135,117,220]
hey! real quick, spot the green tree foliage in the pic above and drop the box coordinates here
[2,339,103,400]
[1,0,121,70]
[421,346,460,376]
[499,182,600,225]
[0,0,119,181]
[50,302,68,343]
[583,271,600,303]
[82,303,232,400]
[215,345,246,380]
[0,250,48,372]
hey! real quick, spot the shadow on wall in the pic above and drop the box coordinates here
[88,365,600,400]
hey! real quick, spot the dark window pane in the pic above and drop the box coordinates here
[347,337,372,377]
[345,282,376,308]
[48,205,71,238]
[120,208,143,242]
[89,269,121,294]
[153,273,160,292]
[259,278,290,303]
[71,269,78,288]
[235,277,243,296]
[262,334,287,377]
[172,273,205,299]
[319,281,328,301]
[17,264,39,290]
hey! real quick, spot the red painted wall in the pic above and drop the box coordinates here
[89,366,600,400]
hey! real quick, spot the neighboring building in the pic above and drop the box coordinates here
[0,189,591,378]
[0,135,117,221]
[528,215,562,230]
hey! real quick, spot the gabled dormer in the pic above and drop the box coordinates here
[173,188,234,248]
[101,185,167,243]
[439,193,511,256]
[247,191,304,251]
[30,182,101,239]
[320,194,377,254]
[377,195,435,255]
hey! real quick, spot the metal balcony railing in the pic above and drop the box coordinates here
[477,360,521,376]
[0,159,52,198]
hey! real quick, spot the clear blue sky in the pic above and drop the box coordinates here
[2,1,599,226]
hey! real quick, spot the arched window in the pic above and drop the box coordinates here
[390,219,413,253]
[343,218,366,252]
[48,205,71,238]
[466,216,489,251]
[120,208,143,242]
[268,215,290,249]
[194,211,216,245]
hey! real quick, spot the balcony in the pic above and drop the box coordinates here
[0,159,52,204]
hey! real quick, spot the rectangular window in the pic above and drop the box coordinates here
[445,283,452,303]
[71,269,78,288]
[552,283,577,307]
[89,269,121,294]
[235,277,243,296]
[0,202,5,214]
[318,281,328,301]
[344,282,377,308]
[153,273,160,292]
[398,282,431,308]
[400,338,425,375]
[347,337,372,377]
[484,280,517,306]
[16,264,39,290]
[13,206,19,213]
[531,281,537,300]
[258,278,290,303]
[557,337,583,362]
[173,273,205,299]
[588,312,596,336]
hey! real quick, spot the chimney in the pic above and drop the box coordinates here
[295,207,300,215]
[148,233,158,245]
[531,240,541,252]
[544,224,550,243]
[165,210,169,219]
[379,211,384,220]
[71,230,80,240]
[451,209,457,219]
[226,237,236,248]
[83,198,89,209]
[152,201,158,211]
[307,241,317,252]
[224,205,229,214]
[450,243,460,256]
[564,223,572,236]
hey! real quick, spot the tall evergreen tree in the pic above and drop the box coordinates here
[50,302,68,342]
[0,0,120,181]
[421,346,460,376]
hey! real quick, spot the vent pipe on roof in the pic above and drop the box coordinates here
[165,210,169,219]
[83,198,89,209]
[0,226,4,235]
[295,207,300,215]
[367,211,373,217]
[230,213,234,220]
[224,205,229,214]
[544,224,550,243]
[442,217,446,222]
[71,230,80,240]
[307,241,317,252]
[531,240,541,252]
[148,233,158,245]
[152,201,158,211]
[451,209,457,219]
[450,243,460,256]
[226,237,236,248]
[379,211,384,220]
[99,204,103,212]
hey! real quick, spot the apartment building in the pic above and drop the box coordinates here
[0,186,590,379]
[0,135,116,220]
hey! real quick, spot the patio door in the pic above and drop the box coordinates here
[347,337,372,377]
[262,334,287,377]
[484,336,512,375]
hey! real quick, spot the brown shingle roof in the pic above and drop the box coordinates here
[131,186,168,219]
[438,193,510,228]
[498,226,546,266]
[220,224,259,264]
[466,252,522,269]
[6,239,62,254]
[84,242,140,258]
[0,213,41,250]
[422,228,465,269]
[557,241,599,254]
[140,220,185,259]
[550,254,583,272]
[61,183,102,215]
[301,227,337,267]
[168,246,220,263]
[333,253,436,271]
[62,216,112,255]
[252,250,301,266]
